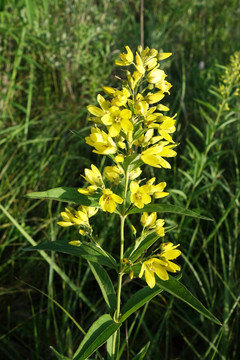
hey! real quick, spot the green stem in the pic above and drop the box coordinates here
[111,170,129,358]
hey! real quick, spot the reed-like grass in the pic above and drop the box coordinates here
[0,1,239,359]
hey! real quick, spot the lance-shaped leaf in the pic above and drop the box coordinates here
[132,342,150,360]
[128,232,159,263]
[120,285,164,323]
[88,261,117,316]
[24,240,117,269]
[127,203,212,221]
[121,273,221,325]
[73,314,121,360]
[50,346,71,360]
[155,276,221,324]
[27,187,100,207]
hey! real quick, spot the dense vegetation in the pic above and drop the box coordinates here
[1,1,239,359]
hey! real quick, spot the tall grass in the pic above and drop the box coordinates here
[0,0,239,359]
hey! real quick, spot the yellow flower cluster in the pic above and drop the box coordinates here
[58,45,181,287]
[57,206,98,235]
[86,45,177,169]
[139,243,181,288]
[219,51,240,110]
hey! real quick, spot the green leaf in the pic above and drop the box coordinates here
[122,154,142,172]
[27,187,100,207]
[50,346,70,360]
[120,275,221,325]
[127,203,212,221]
[73,314,121,360]
[155,276,221,325]
[128,232,159,263]
[120,285,164,323]
[88,262,117,315]
[24,240,117,269]
[132,342,150,360]
[25,0,35,28]
[195,99,218,113]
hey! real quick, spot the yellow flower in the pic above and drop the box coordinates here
[155,79,172,94]
[140,46,158,71]
[102,86,116,96]
[111,87,131,107]
[114,154,125,163]
[69,240,81,246]
[158,52,172,61]
[99,189,123,213]
[140,212,157,228]
[85,126,117,155]
[101,106,133,137]
[130,181,151,209]
[139,242,181,288]
[134,129,154,147]
[147,68,166,84]
[134,93,149,116]
[115,46,134,66]
[129,167,142,180]
[146,179,169,198]
[140,212,165,236]
[78,185,97,195]
[82,164,103,186]
[155,219,165,236]
[87,94,111,122]
[141,144,177,168]
[104,165,123,184]
[157,117,176,143]
[145,91,165,104]
[57,206,98,228]
[135,52,145,75]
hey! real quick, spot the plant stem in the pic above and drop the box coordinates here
[111,169,129,358]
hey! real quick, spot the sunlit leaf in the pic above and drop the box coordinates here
[73,314,121,360]
[27,187,100,207]
[127,203,212,221]
[24,240,117,269]
[88,262,117,315]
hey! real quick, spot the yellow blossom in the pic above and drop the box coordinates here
[158,52,172,61]
[69,240,81,246]
[85,126,117,155]
[141,144,177,168]
[78,185,97,195]
[139,242,181,288]
[146,179,169,198]
[130,181,151,209]
[141,212,157,228]
[111,87,131,107]
[135,52,145,75]
[57,206,98,228]
[145,91,165,104]
[87,94,111,122]
[99,189,123,213]
[104,166,123,184]
[101,106,133,137]
[114,154,125,163]
[115,46,134,66]
[82,164,103,186]
[157,117,176,143]
[133,129,154,147]
[129,167,142,180]
[147,68,166,84]
[102,86,116,96]
[155,219,165,236]
[155,79,172,93]
[140,46,158,70]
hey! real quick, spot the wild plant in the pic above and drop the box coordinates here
[26,45,220,359]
